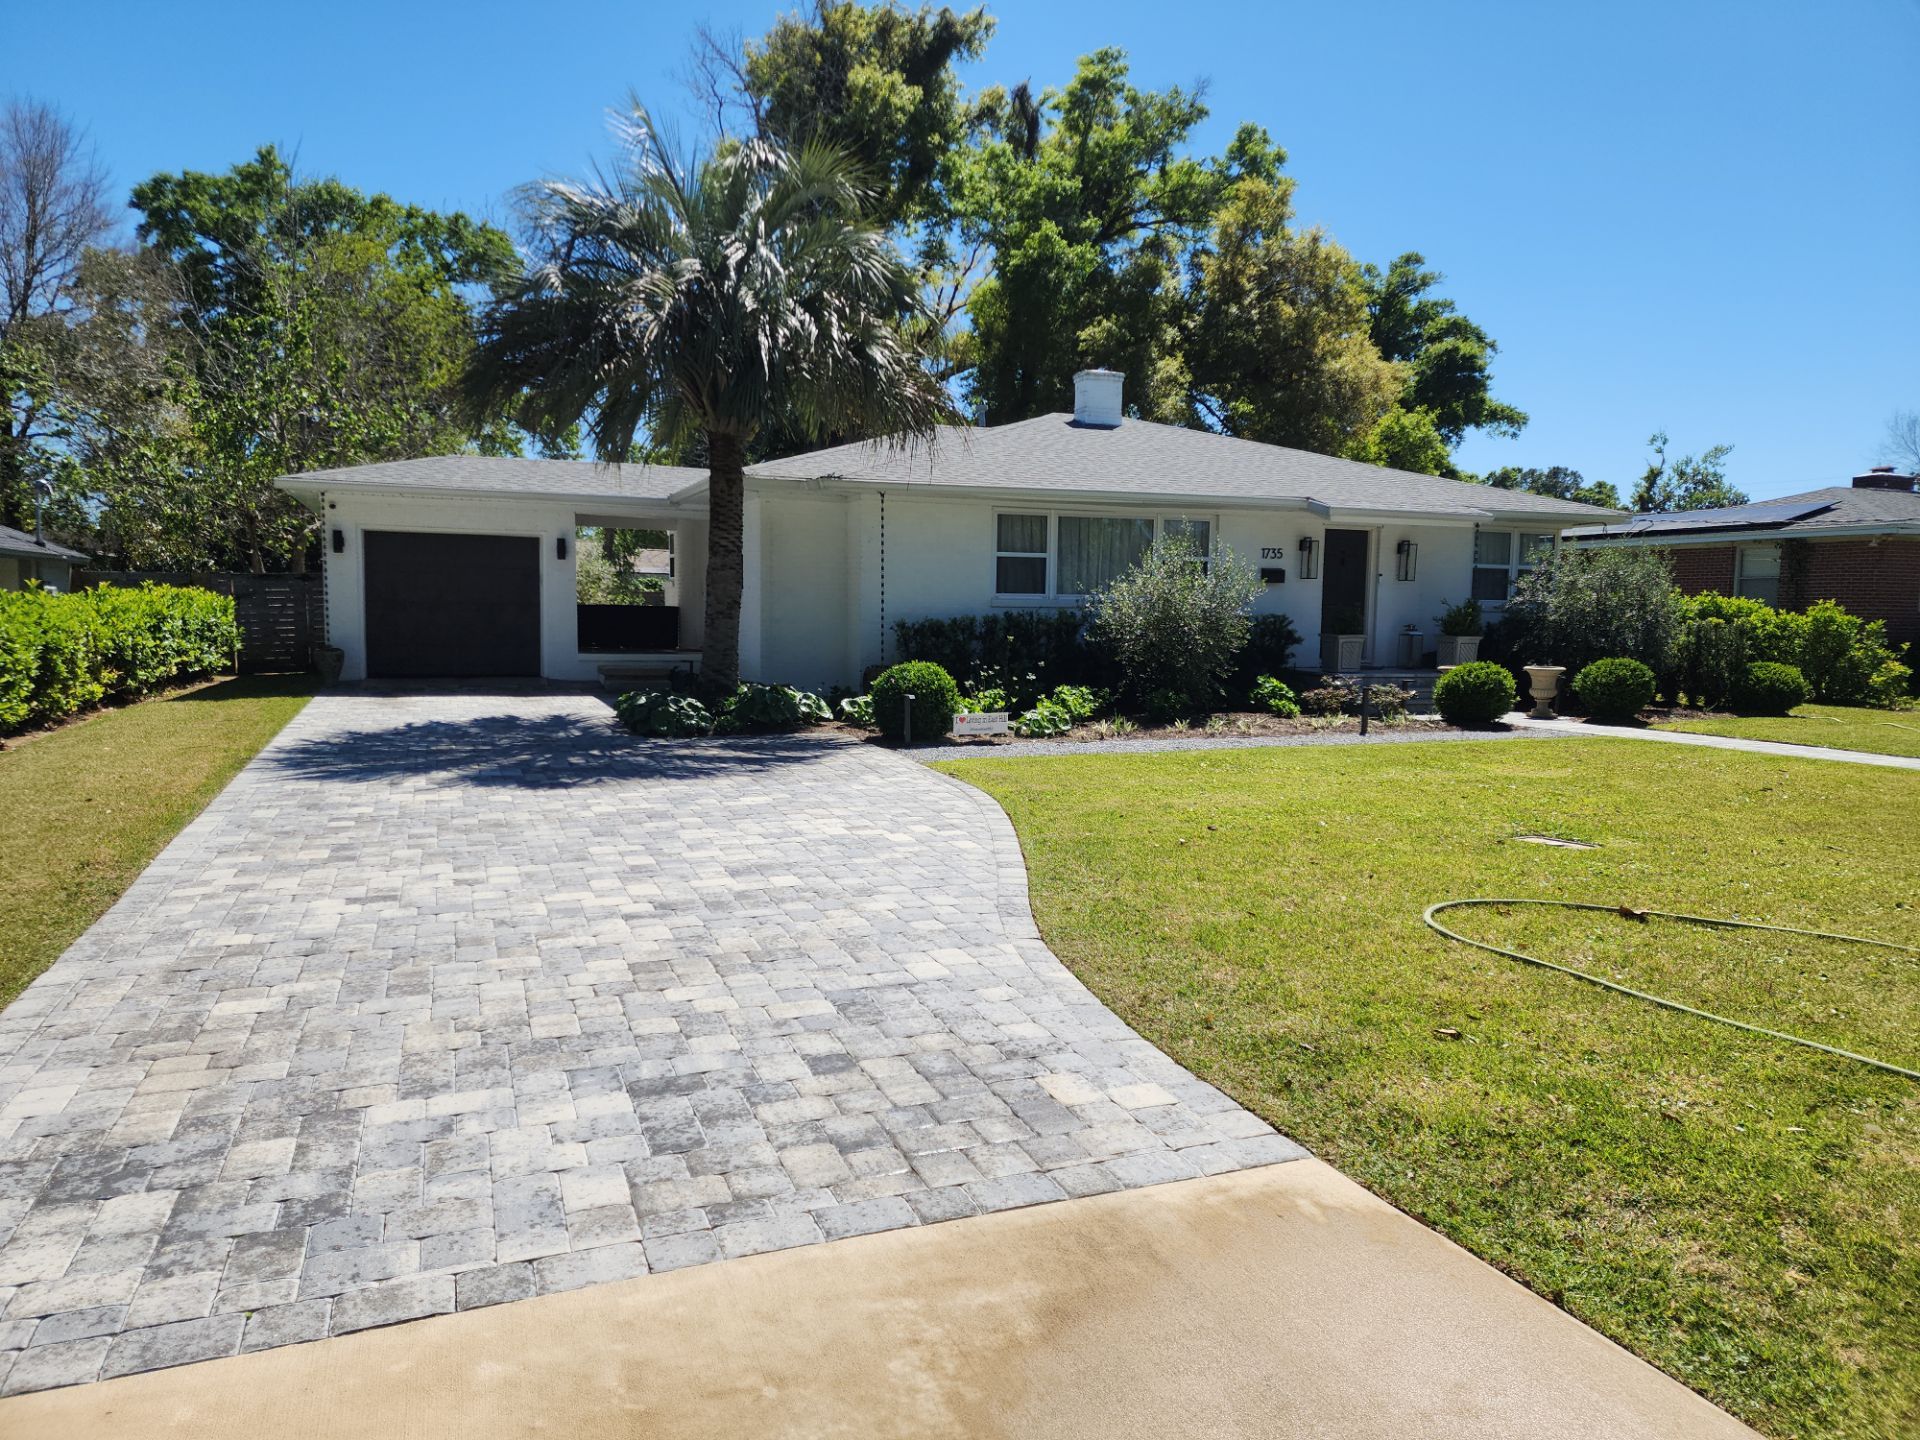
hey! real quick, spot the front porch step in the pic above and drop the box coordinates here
[596,655,700,691]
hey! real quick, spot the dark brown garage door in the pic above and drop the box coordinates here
[364,531,541,678]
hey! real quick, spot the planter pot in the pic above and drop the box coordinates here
[1435,634,1481,665]
[1319,633,1365,671]
[313,645,345,684]
[1522,664,1566,719]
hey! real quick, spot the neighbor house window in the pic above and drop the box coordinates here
[996,513,1049,595]
[1736,543,1781,604]
[1057,516,1155,596]
[1472,530,1556,604]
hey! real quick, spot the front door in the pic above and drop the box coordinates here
[1322,529,1371,652]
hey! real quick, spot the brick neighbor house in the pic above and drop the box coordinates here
[1565,467,1920,650]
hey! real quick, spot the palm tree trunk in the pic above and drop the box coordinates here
[700,431,746,700]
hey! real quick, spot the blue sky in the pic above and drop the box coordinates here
[8,0,1916,498]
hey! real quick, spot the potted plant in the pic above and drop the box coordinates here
[313,644,345,684]
[1318,604,1366,671]
[1433,599,1483,665]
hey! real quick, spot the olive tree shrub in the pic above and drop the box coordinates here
[1089,535,1264,714]
[1495,547,1683,680]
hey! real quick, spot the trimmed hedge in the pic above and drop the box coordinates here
[1433,661,1516,726]
[0,584,238,735]
[1573,657,1657,722]
[1731,661,1810,716]
[871,661,958,742]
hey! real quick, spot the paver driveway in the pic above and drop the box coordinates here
[0,690,1301,1394]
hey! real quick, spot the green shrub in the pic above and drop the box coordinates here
[714,682,831,733]
[0,583,239,735]
[1228,613,1303,691]
[1494,548,1682,679]
[871,660,959,742]
[1143,687,1190,724]
[1012,698,1073,737]
[1572,657,1657,722]
[837,693,875,727]
[1089,535,1264,714]
[1435,598,1483,637]
[1297,676,1413,719]
[1731,661,1809,716]
[1800,599,1907,704]
[1250,675,1300,718]
[1047,684,1106,721]
[613,689,714,737]
[893,610,1106,705]
[957,686,1010,714]
[1433,661,1517,726]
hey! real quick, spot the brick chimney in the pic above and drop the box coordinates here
[1072,369,1124,428]
[1853,465,1917,492]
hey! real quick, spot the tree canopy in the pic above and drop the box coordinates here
[1630,430,1746,513]
[67,146,517,571]
[1481,464,1622,511]
[710,12,1529,477]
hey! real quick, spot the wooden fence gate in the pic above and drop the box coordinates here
[76,571,324,674]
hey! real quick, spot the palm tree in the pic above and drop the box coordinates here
[466,104,952,697]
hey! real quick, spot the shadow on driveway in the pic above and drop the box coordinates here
[262,710,848,790]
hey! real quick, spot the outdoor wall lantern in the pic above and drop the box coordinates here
[1297,535,1319,579]
[556,535,568,560]
[331,528,345,554]
[1395,538,1417,581]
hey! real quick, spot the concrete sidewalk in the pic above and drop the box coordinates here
[0,1159,1756,1440]
[1504,712,1920,769]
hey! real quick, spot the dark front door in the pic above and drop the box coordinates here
[1321,529,1370,636]
[363,531,541,678]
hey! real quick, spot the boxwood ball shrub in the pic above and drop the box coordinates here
[1732,660,1810,716]
[871,660,959,742]
[1572,657,1657,723]
[1433,661,1517,726]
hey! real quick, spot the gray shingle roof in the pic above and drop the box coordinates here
[1566,484,1920,540]
[276,455,707,504]
[0,525,90,563]
[747,414,1621,520]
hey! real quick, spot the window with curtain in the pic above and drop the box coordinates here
[1471,530,1513,602]
[1736,544,1781,604]
[1057,516,1155,595]
[995,513,1048,595]
[1161,517,1212,571]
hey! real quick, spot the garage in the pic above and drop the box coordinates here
[363,531,541,678]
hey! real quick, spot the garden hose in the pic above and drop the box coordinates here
[1421,898,1920,1082]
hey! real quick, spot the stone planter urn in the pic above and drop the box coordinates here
[1435,634,1481,666]
[1522,664,1565,718]
[313,644,345,684]
[1319,633,1365,671]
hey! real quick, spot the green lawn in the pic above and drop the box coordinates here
[0,675,315,1008]
[1657,703,1920,760]
[941,739,1918,1440]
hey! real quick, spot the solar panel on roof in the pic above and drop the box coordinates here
[1619,499,1835,534]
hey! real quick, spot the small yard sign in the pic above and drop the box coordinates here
[952,711,1010,737]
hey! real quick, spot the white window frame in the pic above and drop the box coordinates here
[993,511,1052,599]
[1471,528,1558,609]
[991,508,1219,606]
[1735,542,1781,603]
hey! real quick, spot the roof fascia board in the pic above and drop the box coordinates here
[276,478,708,516]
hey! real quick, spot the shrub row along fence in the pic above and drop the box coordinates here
[76,571,323,674]
[0,584,240,734]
